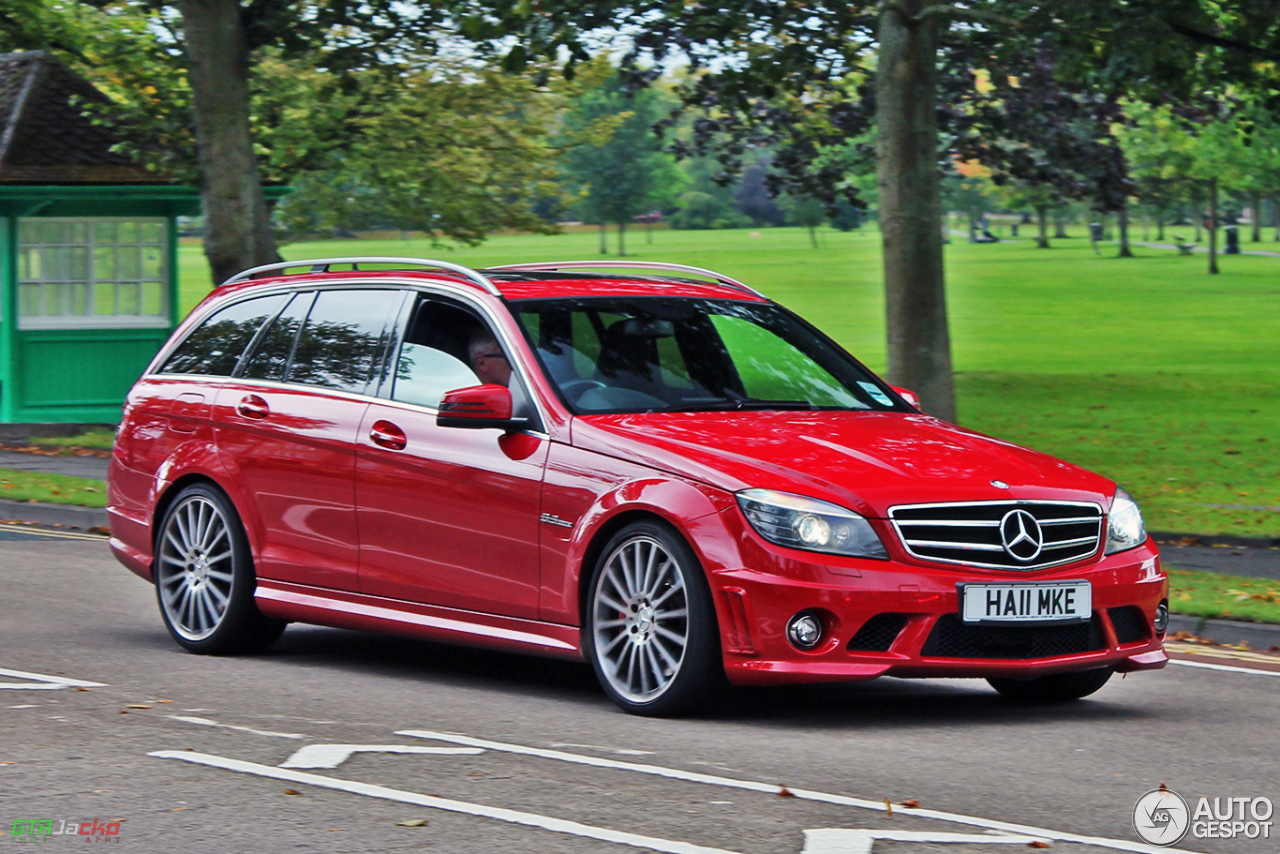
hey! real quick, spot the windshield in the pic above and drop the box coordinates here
[511,297,909,414]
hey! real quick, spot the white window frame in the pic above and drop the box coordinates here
[16,216,171,330]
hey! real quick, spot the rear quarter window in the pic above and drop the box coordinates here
[159,294,286,376]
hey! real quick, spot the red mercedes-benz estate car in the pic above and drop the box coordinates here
[108,257,1167,715]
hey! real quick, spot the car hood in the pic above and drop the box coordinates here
[571,411,1115,518]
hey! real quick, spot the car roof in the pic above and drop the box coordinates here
[204,258,770,305]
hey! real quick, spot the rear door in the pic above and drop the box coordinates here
[212,287,403,591]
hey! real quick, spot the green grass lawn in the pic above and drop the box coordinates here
[176,226,1280,538]
[0,469,107,508]
[1169,568,1280,624]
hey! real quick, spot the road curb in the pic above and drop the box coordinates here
[1168,614,1280,651]
[1151,530,1280,549]
[0,497,108,531]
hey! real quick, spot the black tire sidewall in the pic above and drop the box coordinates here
[583,520,723,717]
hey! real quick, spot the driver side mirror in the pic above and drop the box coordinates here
[891,386,921,409]
[437,384,524,430]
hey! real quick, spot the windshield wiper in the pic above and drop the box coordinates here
[665,398,815,412]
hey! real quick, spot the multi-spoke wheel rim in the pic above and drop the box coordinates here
[157,496,235,641]
[592,535,689,703]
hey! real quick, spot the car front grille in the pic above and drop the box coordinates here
[920,613,1106,660]
[888,500,1103,570]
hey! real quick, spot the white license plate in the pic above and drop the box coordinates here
[960,581,1091,624]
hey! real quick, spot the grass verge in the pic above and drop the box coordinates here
[26,428,117,452]
[0,468,107,508]
[1168,568,1280,624]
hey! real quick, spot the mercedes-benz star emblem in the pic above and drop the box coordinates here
[999,509,1044,561]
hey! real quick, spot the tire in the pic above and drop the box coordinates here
[583,521,724,717]
[154,483,285,655]
[987,667,1114,703]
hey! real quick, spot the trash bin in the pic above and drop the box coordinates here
[1224,225,1240,254]
[1090,222,1104,241]
[1010,223,1019,237]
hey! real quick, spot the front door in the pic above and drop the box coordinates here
[355,298,547,619]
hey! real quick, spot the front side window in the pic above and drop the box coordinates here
[16,218,168,328]
[513,297,907,414]
[390,299,490,408]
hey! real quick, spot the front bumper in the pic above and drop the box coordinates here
[702,513,1167,686]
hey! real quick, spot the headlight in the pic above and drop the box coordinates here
[736,489,888,559]
[1105,487,1147,554]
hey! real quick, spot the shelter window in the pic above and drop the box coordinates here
[16,218,168,328]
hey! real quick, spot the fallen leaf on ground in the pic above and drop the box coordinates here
[126,704,151,710]
[1028,842,1052,849]
[283,789,300,796]
[898,799,920,808]
[777,787,795,797]
[396,819,429,828]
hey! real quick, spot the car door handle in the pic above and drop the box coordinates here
[236,394,269,420]
[370,420,407,451]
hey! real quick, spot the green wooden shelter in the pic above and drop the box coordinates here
[0,51,200,423]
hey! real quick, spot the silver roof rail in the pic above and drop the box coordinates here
[485,260,766,299]
[222,257,502,297]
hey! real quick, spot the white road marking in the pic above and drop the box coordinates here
[149,751,745,854]
[279,744,484,769]
[0,523,106,542]
[0,667,105,690]
[802,829,1048,854]
[8,704,38,709]
[399,730,1208,854]
[550,742,655,756]
[1169,659,1280,678]
[167,715,305,739]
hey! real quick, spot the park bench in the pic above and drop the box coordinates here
[1173,238,1196,255]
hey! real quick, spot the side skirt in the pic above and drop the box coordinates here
[255,580,583,661]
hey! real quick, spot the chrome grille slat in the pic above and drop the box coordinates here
[889,500,1103,571]
[908,540,1006,552]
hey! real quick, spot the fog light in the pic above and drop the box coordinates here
[787,612,823,650]
[1154,601,1169,634]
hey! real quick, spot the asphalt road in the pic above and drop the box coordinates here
[3,527,1278,854]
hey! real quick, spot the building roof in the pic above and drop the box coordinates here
[0,50,166,184]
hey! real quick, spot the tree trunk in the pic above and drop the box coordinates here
[617,222,627,256]
[1117,204,1133,257]
[876,0,955,423]
[1054,211,1068,238]
[1252,193,1262,242]
[1194,207,1202,243]
[599,223,607,254]
[178,0,281,285]
[1035,205,1049,248]
[1208,178,1219,274]
[1157,214,1164,241]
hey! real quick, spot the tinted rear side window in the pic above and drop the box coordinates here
[287,290,402,394]
[241,293,312,382]
[160,294,286,376]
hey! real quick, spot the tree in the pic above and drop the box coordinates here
[780,193,827,247]
[274,62,564,243]
[560,74,684,256]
